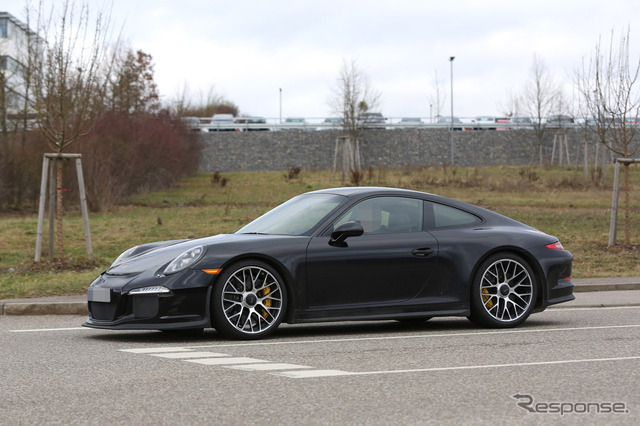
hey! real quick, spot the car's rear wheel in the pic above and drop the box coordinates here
[211,260,287,340]
[469,253,537,328]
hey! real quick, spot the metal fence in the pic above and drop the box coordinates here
[185,116,585,133]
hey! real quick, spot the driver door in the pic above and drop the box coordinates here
[305,196,438,308]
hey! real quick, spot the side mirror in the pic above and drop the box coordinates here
[329,221,364,247]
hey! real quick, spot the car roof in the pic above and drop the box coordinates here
[307,186,422,197]
[305,186,525,227]
[307,186,465,207]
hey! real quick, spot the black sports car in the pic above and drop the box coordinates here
[83,187,574,339]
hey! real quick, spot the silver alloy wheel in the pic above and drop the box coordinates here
[479,258,534,323]
[220,265,284,335]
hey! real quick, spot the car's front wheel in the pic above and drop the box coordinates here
[211,260,287,339]
[469,253,537,328]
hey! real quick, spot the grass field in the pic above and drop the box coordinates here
[1,165,639,299]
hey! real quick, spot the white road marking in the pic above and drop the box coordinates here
[550,306,640,311]
[182,323,640,350]
[150,351,228,359]
[120,322,640,380]
[9,327,87,333]
[274,356,640,378]
[120,347,191,354]
[185,357,268,366]
[227,363,311,371]
[278,370,357,378]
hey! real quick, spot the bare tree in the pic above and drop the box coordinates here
[328,59,381,182]
[429,69,446,122]
[575,27,640,245]
[499,88,521,118]
[328,58,381,140]
[28,0,118,259]
[169,83,239,117]
[520,54,562,164]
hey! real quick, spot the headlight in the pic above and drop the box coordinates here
[111,246,139,268]
[164,246,204,275]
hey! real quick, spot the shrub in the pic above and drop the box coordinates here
[0,131,50,211]
[76,111,202,211]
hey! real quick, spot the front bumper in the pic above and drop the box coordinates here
[82,270,214,330]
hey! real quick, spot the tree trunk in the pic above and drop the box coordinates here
[624,163,631,245]
[539,143,542,165]
[56,159,64,260]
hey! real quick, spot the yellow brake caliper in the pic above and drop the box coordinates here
[261,287,272,318]
[482,288,494,308]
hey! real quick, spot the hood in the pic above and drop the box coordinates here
[107,234,232,275]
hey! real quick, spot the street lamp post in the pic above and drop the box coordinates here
[279,88,282,124]
[449,56,455,165]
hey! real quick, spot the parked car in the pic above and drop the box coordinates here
[209,114,238,132]
[474,116,497,130]
[235,117,270,131]
[317,117,343,130]
[180,116,205,132]
[509,116,533,130]
[546,115,575,129]
[495,117,510,131]
[283,117,308,130]
[398,117,423,128]
[437,116,467,131]
[358,112,386,128]
[84,187,574,340]
[624,116,639,127]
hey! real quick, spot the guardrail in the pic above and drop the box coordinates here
[186,117,586,132]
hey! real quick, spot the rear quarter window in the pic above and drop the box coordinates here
[425,202,481,229]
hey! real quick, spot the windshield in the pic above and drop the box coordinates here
[237,193,346,236]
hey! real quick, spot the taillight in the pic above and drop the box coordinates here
[545,241,564,250]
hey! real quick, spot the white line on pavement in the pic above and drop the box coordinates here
[181,323,640,350]
[550,306,640,311]
[227,363,311,371]
[8,327,87,333]
[185,357,269,366]
[277,369,357,378]
[274,356,640,378]
[150,351,228,359]
[120,347,192,354]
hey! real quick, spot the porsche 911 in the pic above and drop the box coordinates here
[83,187,574,339]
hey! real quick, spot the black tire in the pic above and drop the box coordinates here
[211,260,287,340]
[468,253,537,328]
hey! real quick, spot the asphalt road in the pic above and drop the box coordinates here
[1,306,638,425]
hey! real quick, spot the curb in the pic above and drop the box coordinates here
[2,302,87,316]
[572,277,640,293]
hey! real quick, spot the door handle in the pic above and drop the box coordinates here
[412,247,434,257]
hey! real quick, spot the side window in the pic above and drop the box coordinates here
[334,197,423,234]
[425,201,481,229]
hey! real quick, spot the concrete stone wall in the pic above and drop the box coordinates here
[199,129,608,172]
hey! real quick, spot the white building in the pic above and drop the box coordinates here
[0,11,36,126]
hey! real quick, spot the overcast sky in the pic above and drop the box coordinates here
[11,0,640,119]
